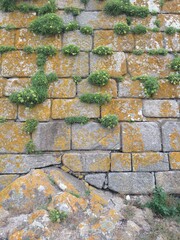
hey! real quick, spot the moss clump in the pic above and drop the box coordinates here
[26,140,36,154]
[23,119,38,134]
[64,21,79,32]
[47,72,58,83]
[65,116,89,125]
[64,7,81,16]
[49,209,67,223]
[23,46,35,54]
[31,70,48,88]
[0,46,16,54]
[36,45,57,69]
[165,27,177,35]
[80,93,112,105]
[147,48,168,56]
[99,114,118,129]
[73,76,82,84]
[62,44,80,56]
[80,26,93,35]
[92,46,113,56]
[88,70,110,86]
[171,57,180,71]
[167,73,180,85]
[0,0,16,12]
[114,22,130,35]
[132,49,144,55]
[132,24,147,34]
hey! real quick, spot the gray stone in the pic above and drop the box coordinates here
[155,171,180,194]
[72,122,120,150]
[108,172,155,194]
[32,122,71,151]
[0,175,19,191]
[162,121,180,151]
[57,10,74,24]
[85,174,106,189]
[56,0,84,8]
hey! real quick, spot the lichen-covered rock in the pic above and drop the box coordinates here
[0,98,17,119]
[111,153,132,171]
[169,152,180,170]
[0,175,19,191]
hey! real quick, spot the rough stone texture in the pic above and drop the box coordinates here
[164,33,180,52]
[162,121,180,151]
[57,10,74,24]
[143,100,179,118]
[101,99,143,121]
[52,99,100,119]
[169,152,180,170]
[0,175,19,191]
[62,152,110,172]
[155,171,180,194]
[0,98,17,119]
[132,153,169,171]
[131,15,157,28]
[154,80,180,99]
[85,174,106,189]
[158,14,180,30]
[0,29,15,46]
[56,0,84,8]
[111,153,131,171]
[4,78,31,96]
[130,0,160,12]
[135,32,164,50]
[162,0,180,13]
[122,122,161,152]
[32,122,71,151]
[72,122,120,150]
[108,172,155,194]
[0,78,5,97]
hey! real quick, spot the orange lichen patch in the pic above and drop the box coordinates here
[164,33,180,52]
[48,78,76,98]
[131,15,157,28]
[28,209,48,224]
[0,98,17,119]
[0,78,6,97]
[4,78,31,96]
[0,122,30,153]
[169,152,180,170]
[90,190,108,207]
[101,99,143,121]
[57,0,84,8]
[0,29,15,46]
[61,165,70,172]
[89,156,110,172]
[2,51,37,77]
[159,101,178,117]
[77,79,117,98]
[108,209,119,222]
[162,0,180,13]
[62,153,83,172]
[135,32,163,50]
[158,14,180,30]
[18,99,51,121]
[111,153,131,171]
[9,230,37,240]
[94,30,134,51]
[45,52,89,77]
[54,134,71,150]
[0,175,18,191]
[154,80,180,99]
[170,131,180,151]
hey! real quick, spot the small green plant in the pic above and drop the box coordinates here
[154,19,160,28]
[62,44,80,56]
[23,119,38,134]
[132,24,147,34]
[31,70,48,87]
[151,10,158,16]
[17,3,38,13]
[99,114,118,129]
[0,117,6,123]
[36,45,57,68]
[49,209,68,223]
[0,0,16,12]
[29,13,64,36]
[80,26,93,35]
[26,140,36,154]
[4,24,16,31]
[65,116,89,125]
[92,46,113,56]
[23,46,35,54]
[165,26,177,35]
[114,22,130,35]
[160,0,164,7]
[132,49,144,55]
[64,7,81,16]
[126,16,132,26]
[47,72,58,83]
[80,93,112,105]
[68,191,80,198]
[64,21,79,32]
[151,27,160,32]
[88,70,110,86]
[0,46,16,54]
[167,73,180,85]
[81,0,89,4]
[171,57,180,71]
[116,76,124,82]
[48,175,56,185]
[147,48,168,56]
[73,76,82,84]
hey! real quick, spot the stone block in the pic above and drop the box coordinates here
[0,175,19,191]
[135,32,163,50]
[143,100,179,117]
[154,80,180,99]
[94,30,134,51]
[162,0,180,13]
[130,0,160,12]
[90,52,127,78]
[169,152,180,170]
[62,152,110,172]
[164,33,180,52]
[155,171,180,194]
[132,152,169,171]
[45,52,89,77]
[72,122,120,150]
[0,122,30,153]
[49,79,76,98]
[52,99,100,119]
[2,51,37,77]
[111,153,131,171]
[101,99,143,121]
[162,121,180,151]
[0,98,17,119]
[108,172,155,194]
[56,0,84,8]
[57,10,74,24]
[32,122,71,151]
[86,0,106,10]
[0,29,15,46]
[158,14,180,30]
[4,78,31,96]
[131,15,157,28]
[85,174,106,189]
[122,122,161,152]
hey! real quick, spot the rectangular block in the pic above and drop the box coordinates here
[0,98,17,119]
[135,32,163,50]
[111,153,131,171]
[169,152,180,170]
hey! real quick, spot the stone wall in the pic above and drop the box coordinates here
[0,0,179,194]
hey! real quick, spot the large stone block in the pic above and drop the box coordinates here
[108,172,155,194]
[4,78,31,96]
[0,175,19,191]
[162,121,180,151]
[169,152,180,170]
[111,153,131,171]
[72,122,120,150]
[62,152,110,172]
[32,122,71,151]
[49,79,76,98]
[158,14,180,30]
[0,98,17,119]
[164,33,180,52]
[0,153,61,174]
[90,52,127,78]
[52,99,100,119]
[162,0,180,13]
[101,99,143,121]
[155,171,180,194]
[135,32,163,50]
[122,122,161,152]
[0,122,30,153]
[143,100,179,118]
[85,174,106,189]
[0,29,15,46]
[132,152,169,171]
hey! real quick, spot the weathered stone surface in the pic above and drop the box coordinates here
[122,122,161,152]
[0,153,61,174]
[0,78,5,97]
[56,0,84,8]
[94,30,134,51]
[162,0,180,13]
[0,98,17,119]
[108,172,155,194]
[0,175,19,191]
[158,14,180,30]
[85,174,106,189]
[0,122,30,153]
[111,153,131,171]
[2,51,37,77]
[135,32,163,50]
[143,100,179,118]
[101,99,143,121]
[0,29,15,45]
[164,33,180,52]
[130,0,160,12]
[63,30,92,51]
[86,0,106,10]
[72,122,120,150]
[45,52,89,77]
[77,79,117,98]
[162,121,180,151]
[18,99,51,121]
[32,122,71,151]
[154,80,180,99]
[52,99,100,119]
[57,10,74,24]
[155,171,180,194]
[4,78,31,96]
[127,54,173,77]
[132,153,169,171]
[15,29,62,49]
[131,16,157,28]
[62,152,110,172]
[169,152,180,170]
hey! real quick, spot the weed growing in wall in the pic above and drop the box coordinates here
[80,93,112,105]
[132,49,144,55]
[0,46,16,54]
[64,7,81,16]
[49,209,68,223]
[92,46,113,56]
[46,72,58,83]
[26,140,36,154]
[73,76,82,84]
[114,22,130,35]
[81,0,90,4]
[154,20,160,28]
[0,117,6,123]
[65,116,89,125]
[0,0,16,12]
[80,26,93,35]
[151,27,160,32]
[62,44,80,56]
[165,27,177,35]
[64,21,79,32]
[132,24,147,34]
[88,70,110,86]
[23,46,35,54]
[167,73,180,85]
[171,57,180,71]
[99,114,118,129]
[23,119,38,134]
[147,48,168,56]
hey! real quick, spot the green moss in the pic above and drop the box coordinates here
[36,45,57,69]
[151,10,158,16]
[49,209,67,223]
[126,16,132,26]
[0,117,6,123]
[132,49,144,55]
[99,114,118,129]
[31,71,48,88]
[165,26,177,35]
[116,76,124,82]
[154,19,160,28]
[80,26,93,35]
[37,0,57,15]
[114,22,130,35]
[64,7,81,16]
[147,48,168,56]
[92,46,113,56]
[23,46,35,54]
[0,0,16,12]
[80,93,112,105]
[23,119,38,134]
[0,46,16,54]
[64,21,79,32]
[16,3,38,13]
[25,140,36,154]
[81,0,89,4]
[132,24,147,34]
[47,72,58,83]
[62,44,80,56]
[167,73,180,85]
[171,57,180,71]
[88,70,110,86]
[65,116,89,125]
[151,27,160,32]
[73,76,82,84]
[4,24,16,31]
